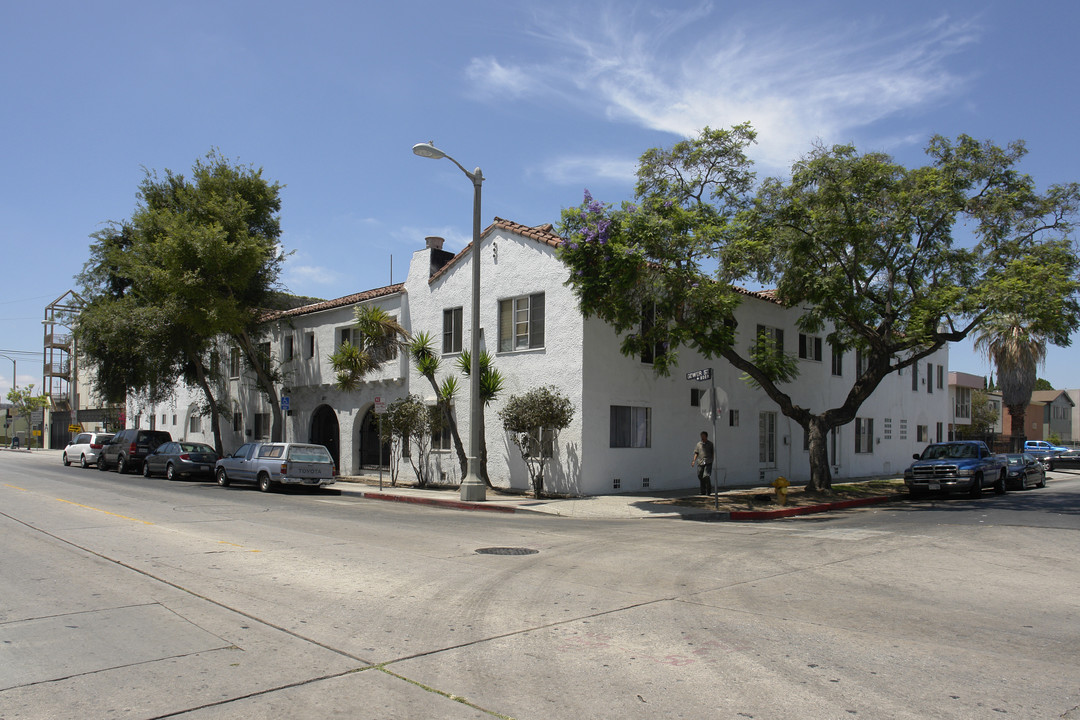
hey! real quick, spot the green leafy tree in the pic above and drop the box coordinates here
[958,389,1000,438]
[76,151,286,453]
[6,384,50,448]
[455,349,505,485]
[559,126,1080,492]
[974,317,1048,449]
[383,394,443,487]
[1034,378,1054,391]
[499,386,575,497]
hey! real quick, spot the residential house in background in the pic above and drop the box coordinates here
[1031,389,1075,444]
[128,218,951,495]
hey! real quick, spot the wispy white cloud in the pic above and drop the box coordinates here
[535,155,638,185]
[285,264,345,289]
[472,5,979,171]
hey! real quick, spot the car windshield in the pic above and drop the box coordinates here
[181,443,214,453]
[1005,455,1024,466]
[288,446,332,463]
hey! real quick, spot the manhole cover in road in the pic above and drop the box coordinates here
[475,547,539,556]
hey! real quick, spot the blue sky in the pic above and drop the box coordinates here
[2,0,1078,395]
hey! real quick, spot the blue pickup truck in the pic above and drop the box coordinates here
[904,440,1008,498]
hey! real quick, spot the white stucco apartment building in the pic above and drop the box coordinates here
[130,218,950,495]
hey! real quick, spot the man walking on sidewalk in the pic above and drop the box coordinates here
[691,431,714,495]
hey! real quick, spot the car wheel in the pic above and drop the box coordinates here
[80,454,89,469]
[257,473,274,493]
[993,471,1006,495]
[1038,473,1047,489]
[166,464,176,481]
[216,468,230,487]
[63,452,70,466]
[969,474,982,499]
[117,455,128,474]
[142,461,152,478]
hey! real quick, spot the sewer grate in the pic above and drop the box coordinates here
[475,547,539,556]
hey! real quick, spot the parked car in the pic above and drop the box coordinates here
[215,442,336,492]
[98,429,173,474]
[904,440,1008,498]
[1003,453,1047,490]
[142,441,219,480]
[62,432,115,468]
[1046,449,1080,471]
[1022,440,1069,460]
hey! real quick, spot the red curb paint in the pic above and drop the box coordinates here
[358,491,518,513]
[729,495,892,520]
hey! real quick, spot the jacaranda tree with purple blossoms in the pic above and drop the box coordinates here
[558,124,1080,492]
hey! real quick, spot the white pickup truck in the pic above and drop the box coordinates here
[215,442,337,492]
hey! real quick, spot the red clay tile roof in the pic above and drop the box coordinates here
[261,283,404,321]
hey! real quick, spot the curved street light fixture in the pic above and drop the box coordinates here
[412,142,487,501]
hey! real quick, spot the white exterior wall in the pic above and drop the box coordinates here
[127,222,951,495]
[404,228,585,493]
[579,291,950,494]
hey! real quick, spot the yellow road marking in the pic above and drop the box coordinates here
[55,498,154,525]
[4,484,28,491]
[218,541,260,552]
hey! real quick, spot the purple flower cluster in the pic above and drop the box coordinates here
[576,189,612,245]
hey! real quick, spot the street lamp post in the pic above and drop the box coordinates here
[0,353,15,393]
[412,142,487,501]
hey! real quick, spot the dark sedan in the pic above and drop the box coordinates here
[142,442,219,480]
[1003,453,1047,490]
[1046,450,1080,471]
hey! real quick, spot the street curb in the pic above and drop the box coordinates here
[728,495,894,520]
[352,489,520,513]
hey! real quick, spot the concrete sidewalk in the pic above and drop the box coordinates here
[333,475,896,521]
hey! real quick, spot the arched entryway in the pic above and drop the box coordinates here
[359,408,391,469]
[309,404,340,469]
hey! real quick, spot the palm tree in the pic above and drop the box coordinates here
[974,316,1047,451]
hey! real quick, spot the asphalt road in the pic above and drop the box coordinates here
[2,450,1078,719]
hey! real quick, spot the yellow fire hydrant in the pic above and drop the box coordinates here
[771,476,790,506]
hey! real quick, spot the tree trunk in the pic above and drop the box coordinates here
[235,329,283,442]
[190,356,223,457]
[1008,405,1026,452]
[804,416,833,492]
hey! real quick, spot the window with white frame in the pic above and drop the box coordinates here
[610,406,650,448]
[499,293,545,352]
[729,408,740,427]
[284,335,294,361]
[798,333,822,361]
[258,342,271,373]
[955,387,972,419]
[917,425,929,442]
[306,332,315,359]
[755,324,784,360]
[189,415,201,433]
[937,365,944,390]
[855,349,869,376]
[831,346,843,376]
[229,347,241,378]
[443,307,463,355]
[640,303,666,364]
[759,411,777,466]
[233,409,243,433]
[432,423,452,451]
[926,363,933,394]
[855,417,874,453]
